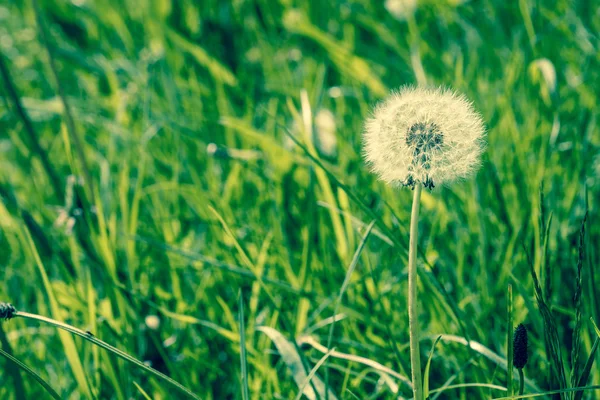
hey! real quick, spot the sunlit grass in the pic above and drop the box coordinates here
[0,0,599,398]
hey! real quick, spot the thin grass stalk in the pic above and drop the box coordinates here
[518,369,525,396]
[507,284,514,397]
[32,0,96,204]
[571,213,587,388]
[238,291,250,400]
[12,311,201,400]
[408,184,423,400]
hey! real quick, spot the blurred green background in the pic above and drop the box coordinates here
[0,0,599,399]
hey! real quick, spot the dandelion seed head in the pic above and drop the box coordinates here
[363,86,485,188]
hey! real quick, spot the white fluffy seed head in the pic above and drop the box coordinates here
[363,86,485,189]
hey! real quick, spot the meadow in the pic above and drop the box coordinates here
[0,0,599,399]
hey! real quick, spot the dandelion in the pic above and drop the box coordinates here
[363,86,485,189]
[362,86,485,400]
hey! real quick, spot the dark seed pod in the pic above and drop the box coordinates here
[513,323,528,369]
[0,302,16,320]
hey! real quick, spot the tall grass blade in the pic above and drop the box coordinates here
[324,221,375,396]
[24,227,94,399]
[573,337,598,400]
[239,291,250,400]
[507,284,514,397]
[0,50,63,201]
[523,221,568,398]
[571,213,587,388]
[574,318,600,400]
[133,382,153,400]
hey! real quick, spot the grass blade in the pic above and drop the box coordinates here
[294,348,336,400]
[571,213,587,388]
[324,221,375,395]
[523,229,568,397]
[0,347,60,399]
[258,326,338,400]
[574,318,600,400]
[574,337,598,400]
[24,225,94,398]
[298,335,412,391]
[133,382,154,400]
[507,284,514,397]
[0,325,26,399]
[12,310,200,400]
[423,335,442,399]
[239,291,250,400]
[492,385,600,399]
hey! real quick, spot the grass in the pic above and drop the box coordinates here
[0,0,599,398]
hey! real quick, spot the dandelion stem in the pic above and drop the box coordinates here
[408,183,423,400]
[518,368,525,396]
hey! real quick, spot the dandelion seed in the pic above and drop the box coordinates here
[363,86,485,189]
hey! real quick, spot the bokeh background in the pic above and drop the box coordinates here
[1,0,599,399]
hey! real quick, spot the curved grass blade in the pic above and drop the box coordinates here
[0,324,26,399]
[423,335,442,399]
[492,385,600,399]
[298,335,412,391]
[13,311,201,400]
[294,348,336,400]
[258,326,338,400]
[0,347,61,399]
[432,334,541,393]
[429,383,507,396]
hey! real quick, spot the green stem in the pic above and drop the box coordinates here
[408,184,423,400]
[507,285,513,396]
[518,368,525,396]
[13,311,201,400]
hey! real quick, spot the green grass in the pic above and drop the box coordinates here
[0,0,599,398]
